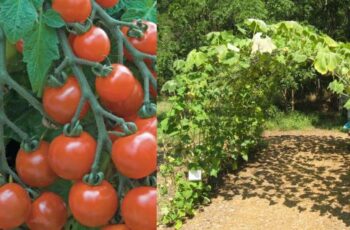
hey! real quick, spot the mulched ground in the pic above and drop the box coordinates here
[160,129,350,230]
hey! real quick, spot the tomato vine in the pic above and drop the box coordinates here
[0,0,157,229]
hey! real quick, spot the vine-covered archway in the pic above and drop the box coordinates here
[160,19,350,227]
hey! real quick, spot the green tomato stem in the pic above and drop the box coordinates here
[70,96,87,125]
[58,29,137,185]
[0,114,29,140]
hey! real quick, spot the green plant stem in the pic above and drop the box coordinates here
[0,87,6,173]
[113,26,124,64]
[93,1,157,89]
[0,115,29,140]
[74,58,102,68]
[71,96,87,125]
[57,29,136,184]
[0,29,39,197]
[93,2,157,117]
[93,2,141,30]
[121,33,157,88]
[54,58,69,75]
[0,29,50,121]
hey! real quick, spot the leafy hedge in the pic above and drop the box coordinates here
[159,19,350,229]
[158,0,350,87]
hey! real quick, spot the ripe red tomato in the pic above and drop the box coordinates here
[112,131,156,179]
[0,183,31,229]
[96,0,119,8]
[72,26,111,62]
[48,132,96,180]
[122,21,157,63]
[52,0,92,23]
[43,76,89,124]
[135,116,157,136]
[96,64,138,103]
[16,141,57,188]
[16,39,23,53]
[26,192,68,230]
[102,224,130,230]
[101,79,144,118]
[69,180,118,227]
[121,186,156,230]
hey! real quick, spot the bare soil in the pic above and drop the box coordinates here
[160,129,350,230]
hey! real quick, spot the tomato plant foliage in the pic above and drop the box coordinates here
[0,0,157,229]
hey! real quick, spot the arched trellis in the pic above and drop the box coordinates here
[159,19,350,226]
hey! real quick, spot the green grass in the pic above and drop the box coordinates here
[265,110,345,131]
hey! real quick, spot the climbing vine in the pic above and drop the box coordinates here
[159,19,350,228]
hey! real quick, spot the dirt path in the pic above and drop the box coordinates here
[163,129,350,230]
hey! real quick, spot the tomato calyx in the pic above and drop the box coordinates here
[63,121,83,137]
[83,171,104,186]
[126,20,149,38]
[20,137,40,153]
[47,73,68,88]
[66,20,93,36]
[108,121,137,137]
[138,102,157,118]
[92,64,113,77]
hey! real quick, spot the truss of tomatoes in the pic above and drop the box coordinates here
[1,0,157,230]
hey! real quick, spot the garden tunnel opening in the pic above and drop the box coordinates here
[267,75,348,130]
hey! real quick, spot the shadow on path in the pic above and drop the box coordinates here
[218,134,350,226]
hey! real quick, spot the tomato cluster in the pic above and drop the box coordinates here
[1,1,157,229]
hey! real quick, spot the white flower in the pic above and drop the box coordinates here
[251,32,276,54]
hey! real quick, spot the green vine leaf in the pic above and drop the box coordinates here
[328,80,344,94]
[245,18,268,33]
[314,49,341,75]
[122,0,157,23]
[43,9,65,28]
[31,0,44,8]
[23,18,60,96]
[292,53,308,63]
[0,0,38,42]
[344,100,350,110]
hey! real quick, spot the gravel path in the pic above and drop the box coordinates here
[161,129,350,229]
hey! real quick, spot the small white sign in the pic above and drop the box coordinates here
[188,170,202,181]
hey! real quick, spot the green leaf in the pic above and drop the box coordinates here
[183,190,193,199]
[0,0,38,42]
[314,49,341,75]
[292,53,308,63]
[245,18,268,33]
[161,80,177,93]
[344,100,350,110]
[122,0,157,23]
[46,179,73,203]
[322,35,338,48]
[328,80,344,94]
[174,220,183,230]
[43,9,65,28]
[23,18,60,96]
[209,168,218,177]
[31,0,43,8]
[4,84,45,143]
